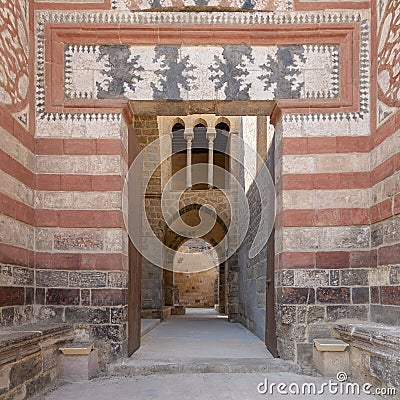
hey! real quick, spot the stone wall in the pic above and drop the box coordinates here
[0,0,35,327]
[134,115,165,312]
[33,111,129,365]
[3,0,397,374]
[237,117,272,341]
[174,268,218,308]
[274,110,372,364]
[273,0,400,370]
[369,0,400,327]
[238,182,267,340]
[273,10,371,360]
[0,324,74,400]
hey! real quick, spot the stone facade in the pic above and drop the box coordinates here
[0,0,400,395]
[0,0,34,328]
[0,325,74,399]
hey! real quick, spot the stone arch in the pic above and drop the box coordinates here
[170,117,186,131]
[192,117,208,128]
[162,203,229,308]
[215,116,231,130]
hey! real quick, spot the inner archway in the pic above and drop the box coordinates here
[172,239,219,308]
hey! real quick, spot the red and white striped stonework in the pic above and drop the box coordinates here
[0,0,399,372]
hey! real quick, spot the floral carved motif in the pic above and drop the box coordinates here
[0,0,29,112]
[377,0,400,107]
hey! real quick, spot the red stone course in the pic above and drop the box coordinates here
[91,289,128,306]
[46,288,80,306]
[380,286,400,306]
[0,287,25,307]
[280,250,376,270]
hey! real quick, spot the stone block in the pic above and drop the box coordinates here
[329,270,340,286]
[35,306,64,322]
[297,343,313,364]
[25,372,51,398]
[90,324,125,342]
[371,304,400,325]
[54,230,103,251]
[389,265,400,284]
[295,270,329,287]
[0,365,10,395]
[326,305,369,321]
[46,289,80,306]
[65,306,110,324]
[380,286,400,305]
[1,308,15,326]
[0,287,24,307]
[36,270,69,288]
[370,355,400,388]
[12,267,34,286]
[69,271,107,288]
[110,307,127,324]
[316,287,350,304]
[313,340,350,377]
[91,289,127,306]
[280,305,296,324]
[297,305,325,324]
[308,324,333,341]
[171,305,185,315]
[351,287,369,304]
[281,270,294,286]
[0,266,12,286]
[9,354,42,389]
[59,348,99,382]
[341,269,369,286]
[280,287,315,304]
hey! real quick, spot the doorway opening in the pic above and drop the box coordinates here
[126,102,277,358]
[172,239,219,309]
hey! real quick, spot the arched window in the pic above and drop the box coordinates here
[191,123,209,190]
[169,119,231,191]
[214,122,230,188]
[171,123,186,189]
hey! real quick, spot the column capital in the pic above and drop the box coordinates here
[206,128,216,141]
[184,128,194,141]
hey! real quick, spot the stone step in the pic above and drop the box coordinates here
[107,357,301,376]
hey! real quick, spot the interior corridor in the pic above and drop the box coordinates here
[108,308,286,376]
[136,309,273,361]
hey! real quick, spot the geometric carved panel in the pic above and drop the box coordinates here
[65,44,339,101]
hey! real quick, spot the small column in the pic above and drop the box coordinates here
[206,128,216,188]
[184,128,194,189]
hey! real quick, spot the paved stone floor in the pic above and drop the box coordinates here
[45,372,380,400]
[45,309,379,399]
[134,308,273,361]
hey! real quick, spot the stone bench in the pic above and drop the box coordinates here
[313,338,349,376]
[335,322,400,394]
[0,323,74,399]
[59,342,99,382]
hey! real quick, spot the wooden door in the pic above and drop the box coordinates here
[128,123,142,356]
[265,134,278,357]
